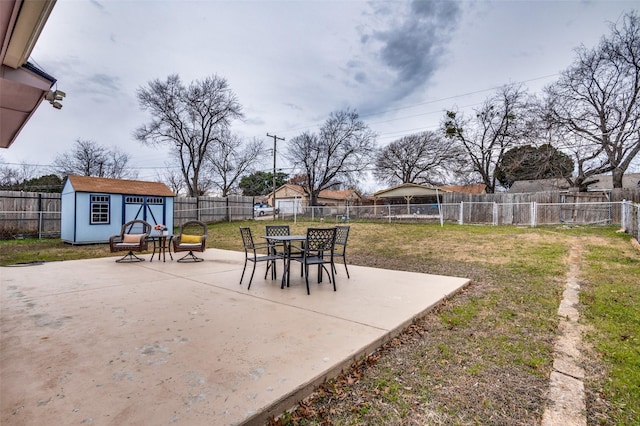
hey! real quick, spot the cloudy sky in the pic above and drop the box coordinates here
[2,0,637,192]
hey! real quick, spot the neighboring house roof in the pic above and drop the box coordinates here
[1,0,58,149]
[318,188,363,201]
[373,183,449,199]
[509,178,569,193]
[439,184,487,194]
[272,184,364,201]
[66,175,175,197]
[273,184,306,197]
[509,173,640,193]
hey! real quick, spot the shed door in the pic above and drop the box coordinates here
[144,197,166,227]
[123,196,165,226]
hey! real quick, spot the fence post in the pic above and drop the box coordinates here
[38,193,43,239]
[387,204,391,223]
[531,202,537,227]
[621,200,628,231]
[459,201,463,225]
[636,203,639,241]
[492,202,498,226]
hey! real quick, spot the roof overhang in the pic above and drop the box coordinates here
[1,0,57,149]
[373,183,448,199]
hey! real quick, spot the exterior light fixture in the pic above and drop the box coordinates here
[45,89,65,109]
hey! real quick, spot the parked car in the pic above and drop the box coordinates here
[254,203,279,216]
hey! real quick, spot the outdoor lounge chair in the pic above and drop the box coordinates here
[109,219,152,263]
[172,220,207,262]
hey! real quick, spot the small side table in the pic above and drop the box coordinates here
[150,234,173,262]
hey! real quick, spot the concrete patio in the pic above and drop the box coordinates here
[1,249,469,425]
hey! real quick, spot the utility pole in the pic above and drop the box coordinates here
[266,133,284,220]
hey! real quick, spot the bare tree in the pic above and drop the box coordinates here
[286,109,376,206]
[207,131,264,196]
[444,84,532,193]
[135,74,243,196]
[544,12,640,190]
[0,158,21,189]
[156,165,184,196]
[374,130,465,186]
[52,139,134,179]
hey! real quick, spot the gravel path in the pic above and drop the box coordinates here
[541,239,586,425]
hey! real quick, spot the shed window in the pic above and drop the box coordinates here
[90,195,110,224]
[147,197,163,205]
[125,196,144,204]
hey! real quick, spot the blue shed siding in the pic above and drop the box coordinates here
[60,180,76,242]
[61,179,174,244]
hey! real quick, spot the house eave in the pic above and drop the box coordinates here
[1,0,57,149]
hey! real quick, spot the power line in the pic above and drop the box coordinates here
[274,73,559,136]
[2,74,560,172]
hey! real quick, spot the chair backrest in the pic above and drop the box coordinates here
[179,220,207,237]
[122,220,151,237]
[265,225,290,237]
[335,226,350,246]
[306,227,336,252]
[239,227,255,250]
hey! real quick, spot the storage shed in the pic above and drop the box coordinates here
[61,175,174,244]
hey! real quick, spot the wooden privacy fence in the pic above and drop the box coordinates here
[1,189,639,240]
[0,191,62,239]
[173,195,254,225]
[0,191,254,239]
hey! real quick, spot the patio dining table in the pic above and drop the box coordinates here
[262,234,306,288]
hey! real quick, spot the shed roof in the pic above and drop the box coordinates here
[66,175,174,197]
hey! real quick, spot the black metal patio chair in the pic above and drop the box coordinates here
[291,227,337,295]
[265,225,289,278]
[332,225,351,278]
[239,227,284,289]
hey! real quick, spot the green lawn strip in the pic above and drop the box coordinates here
[580,238,640,424]
[0,238,111,265]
